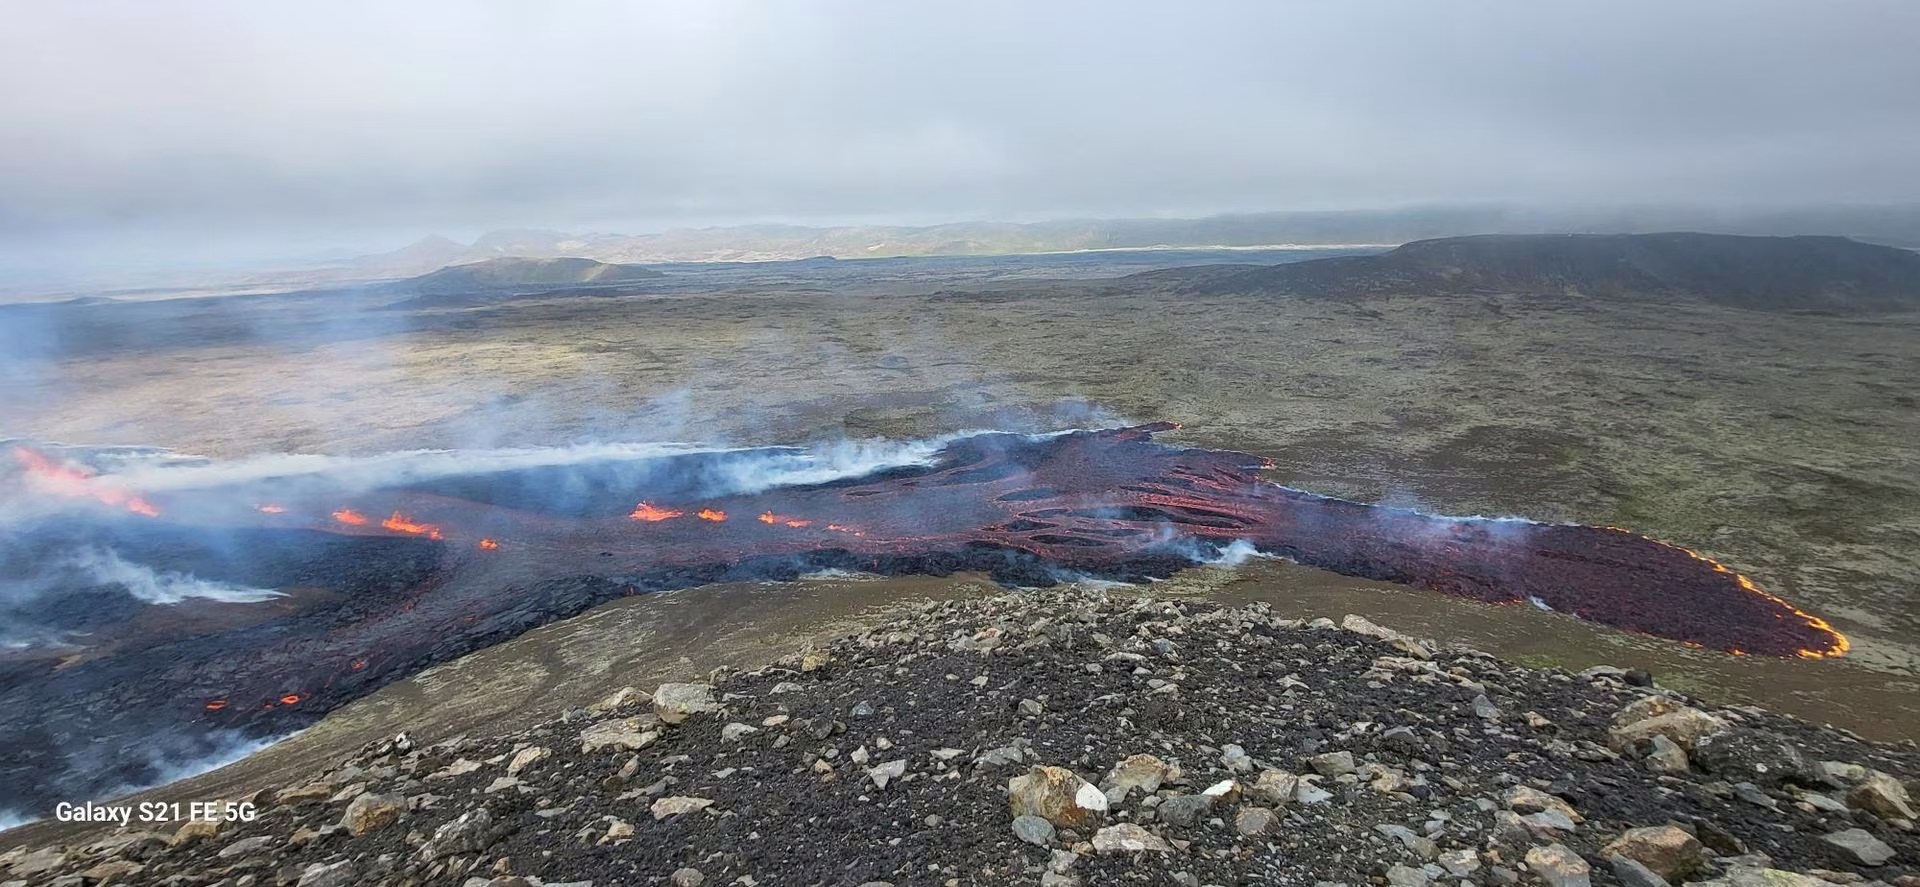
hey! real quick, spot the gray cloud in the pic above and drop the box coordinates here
[2,0,1917,267]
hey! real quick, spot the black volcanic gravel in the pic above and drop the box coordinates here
[4,589,1915,887]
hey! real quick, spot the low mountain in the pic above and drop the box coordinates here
[395,257,666,304]
[1135,233,1920,312]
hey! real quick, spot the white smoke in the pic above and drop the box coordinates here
[1203,538,1267,566]
[65,547,282,604]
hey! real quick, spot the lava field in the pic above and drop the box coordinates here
[0,424,1845,814]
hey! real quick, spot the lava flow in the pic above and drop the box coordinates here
[0,423,1847,814]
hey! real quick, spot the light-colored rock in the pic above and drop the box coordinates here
[579,718,660,753]
[506,745,550,775]
[169,819,220,848]
[1505,785,1584,822]
[868,759,907,790]
[1645,734,1690,774]
[651,795,715,819]
[1102,754,1177,801]
[1235,806,1278,837]
[420,808,497,861]
[1386,863,1432,887]
[672,868,706,887]
[599,817,634,845]
[1249,769,1300,808]
[1309,750,1356,776]
[296,860,358,887]
[720,722,760,743]
[217,835,275,858]
[653,682,722,724]
[1602,825,1706,881]
[340,793,404,837]
[1091,823,1171,854]
[1848,770,1918,820]
[1608,701,1727,752]
[1440,849,1482,877]
[1526,843,1593,887]
[1009,765,1107,829]
[589,686,645,713]
[1693,867,1827,887]
[1822,828,1896,866]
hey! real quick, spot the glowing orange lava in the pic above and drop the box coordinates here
[11,446,161,517]
[758,511,811,528]
[1603,526,1850,659]
[382,511,444,540]
[333,508,369,526]
[478,538,500,551]
[629,501,683,522]
[203,699,228,711]
[279,694,301,705]
[697,508,727,522]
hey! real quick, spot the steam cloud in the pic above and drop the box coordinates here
[62,547,283,605]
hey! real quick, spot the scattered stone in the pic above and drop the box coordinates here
[1158,795,1212,828]
[1386,863,1432,887]
[1821,828,1896,866]
[1440,849,1482,877]
[1609,700,1728,751]
[1473,695,1501,720]
[507,745,550,775]
[1012,815,1057,847]
[1602,825,1706,881]
[1848,770,1918,820]
[1645,734,1691,774]
[868,759,907,790]
[1234,806,1278,837]
[1694,728,1811,786]
[651,796,716,820]
[1526,843,1593,887]
[340,792,404,836]
[1250,769,1300,808]
[1009,765,1107,828]
[1505,785,1583,822]
[1091,824,1171,854]
[1609,855,1672,887]
[653,683,722,724]
[1309,750,1356,776]
[672,868,706,887]
[421,808,499,861]
[1103,754,1177,801]
[579,717,660,753]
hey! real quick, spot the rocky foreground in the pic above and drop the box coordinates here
[4,589,1917,887]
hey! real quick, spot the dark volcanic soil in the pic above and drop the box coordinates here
[8,590,1912,886]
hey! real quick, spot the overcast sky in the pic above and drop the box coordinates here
[3,0,1918,270]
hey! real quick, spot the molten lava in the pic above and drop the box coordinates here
[11,446,161,517]
[1,423,1850,816]
[381,511,444,540]
[629,501,683,522]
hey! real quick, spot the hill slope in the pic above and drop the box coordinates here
[404,256,665,294]
[1135,233,1920,312]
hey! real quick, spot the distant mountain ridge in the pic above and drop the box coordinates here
[1132,233,1920,312]
[346,205,1920,278]
[398,257,664,301]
